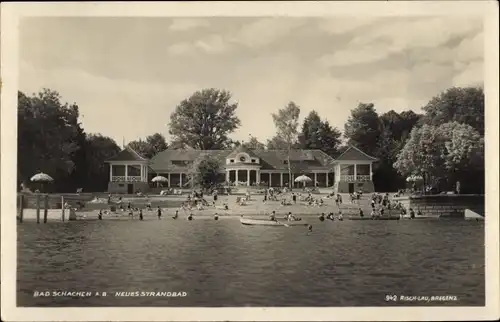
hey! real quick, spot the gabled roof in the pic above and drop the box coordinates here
[105,147,148,162]
[335,145,377,161]
[148,149,337,172]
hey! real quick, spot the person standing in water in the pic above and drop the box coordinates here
[157,206,162,219]
[172,210,178,219]
[139,209,143,221]
[98,210,103,220]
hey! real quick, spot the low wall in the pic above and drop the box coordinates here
[393,194,485,218]
[335,181,375,194]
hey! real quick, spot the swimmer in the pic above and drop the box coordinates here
[188,213,193,221]
[319,213,325,221]
[214,213,219,220]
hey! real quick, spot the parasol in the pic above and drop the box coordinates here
[294,174,312,187]
[30,172,54,192]
[151,175,168,188]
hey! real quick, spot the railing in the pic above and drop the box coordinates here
[340,175,371,182]
[111,176,142,182]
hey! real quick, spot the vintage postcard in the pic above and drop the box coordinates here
[1,1,499,321]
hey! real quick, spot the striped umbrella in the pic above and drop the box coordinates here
[30,172,54,192]
[151,175,168,188]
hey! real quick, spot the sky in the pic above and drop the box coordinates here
[19,16,484,146]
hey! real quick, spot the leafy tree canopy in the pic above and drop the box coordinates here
[168,88,241,150]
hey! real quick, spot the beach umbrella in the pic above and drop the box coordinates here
[151,175,168,188]
[30,172,54,192]
[294,174,312,187]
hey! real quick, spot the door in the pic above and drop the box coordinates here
[127,184,134,194]
[348,183,355,193]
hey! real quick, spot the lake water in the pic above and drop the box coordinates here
[17,218,484,306]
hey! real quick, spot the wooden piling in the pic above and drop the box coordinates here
[18,194,24,223]
[61,196,65,222]
[43,194,49,223]
[36,194,41,224]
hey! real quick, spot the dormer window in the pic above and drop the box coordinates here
[230,159,234,163]
[251,159,256,163]
[239,156,246,162]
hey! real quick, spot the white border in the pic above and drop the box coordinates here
[1,1,499,321]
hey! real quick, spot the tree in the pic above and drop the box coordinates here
[127,133,168,159]
[271,101,301,188]
[422,86,484,135]
[145,133,168,155]
[344,103,382,157]
[299,110,342,156]
[242,135,266,150]
[188,154,221,190]
[17,89,82,191]
[83,134,121,191]
[168,88,241,149]
[394,122,484,193]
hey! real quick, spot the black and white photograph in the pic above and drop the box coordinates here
[1,1,499,321]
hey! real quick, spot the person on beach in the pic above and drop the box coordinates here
[292,193,297,204]
[338,210,343,221]
[213,190,218,202]
[269,211,277,222]
[157,206,162,219]
[370,209,376,218]
[359,208,364,217]
[409,208,415,219]
[139,209,143,221]
[98,210,103,220]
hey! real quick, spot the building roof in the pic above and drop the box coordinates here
[147,148,337,172]
[107,145,375,172]
[105,147,148,162]
[335,145,378,161]
[226,145,260,159]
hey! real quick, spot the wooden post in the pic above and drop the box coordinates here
[18,195,24,223]
[43,194,49,223]
[36,194,41,224]
[61,196,65,222]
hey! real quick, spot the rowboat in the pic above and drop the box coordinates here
[464,209,484,221]
[240,217,308,226]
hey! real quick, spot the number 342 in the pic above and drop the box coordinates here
[385,295,398,302]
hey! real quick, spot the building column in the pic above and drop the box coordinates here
[256,170,260,185]
[247,169,250,186]
[354,164,357,181]
[235,170,239,185]
[326,171,329,187]
[144,165,148,182]
[314,172,317,186]
[225,170,229,183]
[140,165,143,182]
[109,164,113,181]
[125,164,128,181]
[168,173,171,188]
[269,173,272,187]
[280,173,283,187]
[180,173,183,188]
[369,163,373,181]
